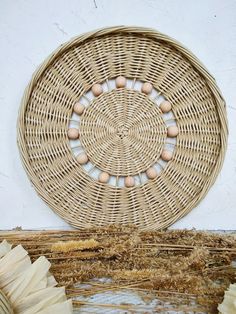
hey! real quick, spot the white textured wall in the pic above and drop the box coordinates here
[0,0,235,230]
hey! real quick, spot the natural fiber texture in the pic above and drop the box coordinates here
[1,226,235,313]
[17,26,228,230]
[0,239,73,314]
[0,289,13,314]
[218,283,236,313]
[80,88,167,176]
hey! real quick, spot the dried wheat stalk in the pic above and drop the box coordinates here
[0,226,235,313]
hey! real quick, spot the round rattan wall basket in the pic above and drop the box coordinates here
[17,26,227,230]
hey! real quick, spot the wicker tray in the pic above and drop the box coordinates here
[17,26,227,230]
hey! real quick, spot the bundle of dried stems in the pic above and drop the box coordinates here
[0,226,235,313]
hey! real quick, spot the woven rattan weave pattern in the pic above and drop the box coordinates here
[17,26,227,230]
[80,88,167,176]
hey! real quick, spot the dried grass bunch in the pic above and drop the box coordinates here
[1,226,236,313]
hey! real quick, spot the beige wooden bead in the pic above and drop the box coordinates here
[99,172,110,183]
[92,84,103,96]
[167,126,179,137]
[77,153,88,165]
[161,150,173,161]
[160,100,172,113]
[68,128,79,140]
[116,76,126,88]
[125,176,135,187]
[141,82,153,94]
[146,167,158,179]
[74,102,85,115]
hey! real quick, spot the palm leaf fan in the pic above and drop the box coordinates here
[218,284,236,314]
[0,240,73,314]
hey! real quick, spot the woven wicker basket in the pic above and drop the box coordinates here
[17,26,227,230]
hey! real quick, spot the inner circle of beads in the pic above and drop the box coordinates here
[79,88,167,177]
[18,26,227,230]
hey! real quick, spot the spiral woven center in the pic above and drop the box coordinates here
[80,89,167,176]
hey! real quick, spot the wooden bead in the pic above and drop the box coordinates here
[99,172,110,183]
[160,100,172,113]
[141,82,153,94]
[74,102,85,115]
[68,128,79,140]
[92,84,103,96]
[146,167,158,179]
[77,153,88,165]
[116,76,126,88]
[125,176,135,188]
[161,150,172,161]
[167,126,179,137]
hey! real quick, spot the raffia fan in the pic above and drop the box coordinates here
[1,227,236,313]
[0,240,72,314]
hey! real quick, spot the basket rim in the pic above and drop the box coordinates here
[17,26,228,230]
